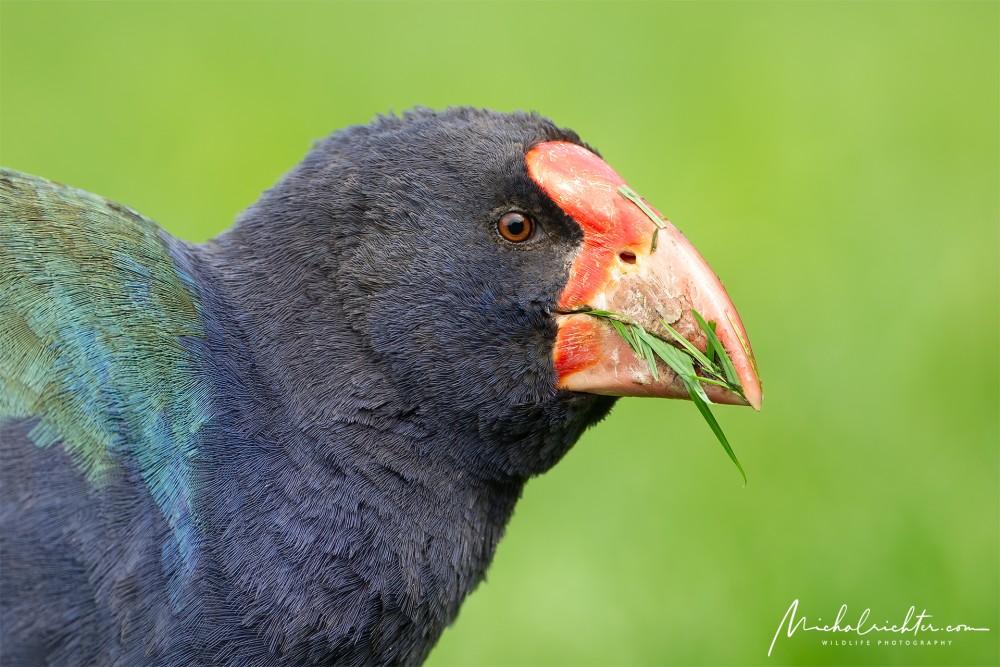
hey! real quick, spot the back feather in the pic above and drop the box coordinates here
[0,168,211,578]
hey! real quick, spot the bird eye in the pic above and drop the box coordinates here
[497,212,534,243]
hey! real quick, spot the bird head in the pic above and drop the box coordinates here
[223,108,760,479]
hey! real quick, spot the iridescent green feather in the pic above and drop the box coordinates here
[0,169,210,570]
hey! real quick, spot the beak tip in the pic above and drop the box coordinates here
[748,384,763,412]
[740,370,763,412]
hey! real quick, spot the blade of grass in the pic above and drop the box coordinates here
[607,319,658,379]
[609,319,637,353]
[659,318,720,380]
[640,337,659,381]
[687,386,748,485]
[705,321,718,365]
[636,330,712,404]
[580,309,635,324]
[627,323,659,381]
[692,309,739,388]
[617,185,668,229]
[581,308,749,483]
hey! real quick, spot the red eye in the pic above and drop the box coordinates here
[498,212,534,243]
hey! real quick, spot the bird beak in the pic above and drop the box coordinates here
[527,142,762,410]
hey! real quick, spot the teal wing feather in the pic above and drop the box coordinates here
[0,168,211,573]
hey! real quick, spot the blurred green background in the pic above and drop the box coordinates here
[2,1,996,665]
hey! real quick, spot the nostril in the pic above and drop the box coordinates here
[619,251,637,265]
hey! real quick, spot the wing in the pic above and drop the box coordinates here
[0,168,211,570]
